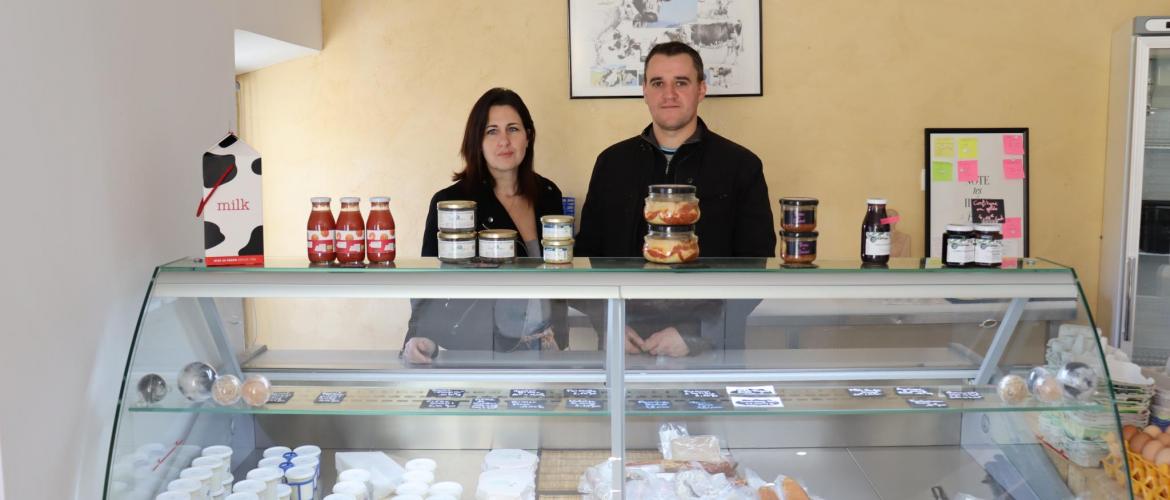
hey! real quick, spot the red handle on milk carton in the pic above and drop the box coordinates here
[196,163,237,217]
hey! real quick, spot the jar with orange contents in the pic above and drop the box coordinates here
[643,225,700,264]
[335,197,365,265]
[644,185,700,225]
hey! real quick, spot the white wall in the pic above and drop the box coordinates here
[236,0,323,51]
[0,1,237,497]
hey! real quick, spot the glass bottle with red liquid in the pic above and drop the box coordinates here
[335,197,365,265]
[366,196,396,264]
[306,197,336,264]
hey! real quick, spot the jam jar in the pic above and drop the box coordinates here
[780,230,818,264]
[436,231,476,263]
[974,224,1003,267]
[643,224,700,264]
[540,215,574,240]
[478,229,518,263]
[644,184,700,225]
[541,238,574,264]
[436,200,477,232]
[942,223,975,267]
[779,197,818,232]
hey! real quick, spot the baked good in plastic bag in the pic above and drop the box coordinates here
[670,435,723,463]
[762,475,812,500]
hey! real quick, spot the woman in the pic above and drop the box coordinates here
[403,88,568,364]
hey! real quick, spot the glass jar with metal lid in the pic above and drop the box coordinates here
[436,200,477,232]
[942,223,975,268]
[644,184,700,225]
[478,229,518,263]
[436,231,476,263]
[780,230,818,264]
[973,224,1003,267]
[779,197,818,232]
[540,215,574,240]
[541,238,574,264]
[643,224,699,264]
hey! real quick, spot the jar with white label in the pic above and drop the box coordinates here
[942,223,975,267]
[437,231,476,263]
[974,224,1003,267]
[436,200,476,232]
[478,229,517,263]
[540,215,574,240]
[541,238,574,264]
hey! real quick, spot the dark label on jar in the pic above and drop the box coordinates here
[784,239,816,257]
[783,209,815,227]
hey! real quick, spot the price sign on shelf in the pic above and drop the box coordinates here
[426,389,465,398]
[420,399,459,409]
[470,397,499,410]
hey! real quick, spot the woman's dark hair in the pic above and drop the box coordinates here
[455,88,539,204]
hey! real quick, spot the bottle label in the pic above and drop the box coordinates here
[306,230,335,253]
[366,229,396,252]
[783,209,815,227]
[439,239,476,260]
[784,239,816,257]
[336,230,364,255]
[975,239,1003,264]
[438,209,475,230]
[945,238,975,264]
[864,231,891,256]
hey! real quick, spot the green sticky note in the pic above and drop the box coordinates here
[959,138,979,160]
[931,161,954,182]
[933,137,955,158]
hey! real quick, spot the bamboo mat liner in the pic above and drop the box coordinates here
[537,449,662,495]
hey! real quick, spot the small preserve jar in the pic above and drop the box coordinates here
[478,229,517,263]
[436,200,477,232]
[540,215,574,240]
[644,184,700,225]
[643,224,699,264]
[335,197,365,265]
[306,197,335,264]
[541,238,574,264]
[366,196,396,264]
[974,224,1003,267]
[942,223,975,268]
[780,231,818,264]
[779,197,818,232]
[437,231,476,263]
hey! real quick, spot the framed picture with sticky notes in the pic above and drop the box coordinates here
[925,128,1029,259]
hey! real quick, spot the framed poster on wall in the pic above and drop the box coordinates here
[925,128,1029,258]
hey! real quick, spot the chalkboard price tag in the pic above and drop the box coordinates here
[426,388,465,398]
[944,391,984,400]
[510,389,548,399]
[314,391,346,404]
[847,388,884,398]
[564,388,601,398]
[420,399,459,409]
[635,400,673,410]
[731,397,784,408]
[907,399,949,409]
[470,397,499,410]
[726,385,776,397]
[566,399,605,410]
[267,392,294,404]
[971,198,1006,224]
[896,387,933,396]
[682,389,722,399]
[686,400,725,410]
[508,400,547,410]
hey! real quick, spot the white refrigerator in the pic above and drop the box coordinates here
[1100,16,1170,365]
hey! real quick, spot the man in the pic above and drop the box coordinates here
[575,41,776,357]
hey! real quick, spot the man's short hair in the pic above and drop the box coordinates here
[644,41,705,82]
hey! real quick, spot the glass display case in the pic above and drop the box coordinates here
[104,257,1131,499]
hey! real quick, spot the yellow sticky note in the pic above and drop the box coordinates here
[933,137,955,158]
[959,138,979,160]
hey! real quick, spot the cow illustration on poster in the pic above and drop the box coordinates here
[200,134,264,266]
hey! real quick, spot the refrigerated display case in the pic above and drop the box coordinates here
[104,257,1130,499]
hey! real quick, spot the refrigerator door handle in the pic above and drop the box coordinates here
[1123,256,1137,342]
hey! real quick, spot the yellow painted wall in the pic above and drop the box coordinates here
[238,0,1168,322]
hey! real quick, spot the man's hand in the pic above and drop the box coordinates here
[625,326,646,354]
[642,327,689,357]
[403,337,437,364]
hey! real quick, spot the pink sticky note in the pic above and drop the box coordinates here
[1003,135,1024,155]
[957,160,978,182]
[1003,159,1025,179]
[1003,217,1022,239]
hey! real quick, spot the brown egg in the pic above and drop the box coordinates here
[1144,440,1167,461]
[1125,425,1140,441]
[1156,448,1170,465]
[1132,432,1153,452]
[1157,434,1170,446]
[1145,425,1163,437]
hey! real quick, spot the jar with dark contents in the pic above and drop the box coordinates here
[779,197,818,232]
[780,231,818,264]
[644,185,700,225]
[643,224,699,264]
[478,229,517,263]
[436,231,476,263]
[436,200,477,233]
[942,224,975,267]
[974,224,1003,267]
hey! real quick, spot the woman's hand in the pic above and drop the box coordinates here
[625,326,646,354]
[642,327,689,357]
[403,337,437,364]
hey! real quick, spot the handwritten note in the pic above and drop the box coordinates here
[1003,217,1022,239]
[971,198,1005,224]
[934,137,956,158]
[1003,158,1026,179]
[958,160,979,182]
[931,161,954,182]
[1003,134,1025,155]
[959,138,979,160]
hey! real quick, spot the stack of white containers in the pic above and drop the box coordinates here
[475,449,538,500]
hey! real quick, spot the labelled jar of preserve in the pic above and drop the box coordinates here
[478,229,517,263]
[644,184,700,225]
[779,197,818,232]
[540,215,574,240]
[780,230,818,264]
[643,224,699,264]
[942,223,975,268]
[541,238,574,264]
[437,231,476,263]
[437,200,477,232]
[306,197,335,264]
[974,224,1003,267]
[335,197,365,265]
[366,196,396,264]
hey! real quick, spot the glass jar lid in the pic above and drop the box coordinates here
[780,230,819,238]
[648,184,697,195]
[479,229,518,240]
[945,224,974,232]
[437,200,476,210]
[779,197,819,207]
[437,231,476,241]
[340,197,360,204]
[541,215,573,224]
[310,197,331,203]
[974,223,1002,232]
[541,238,574,247]
[370,196,390,203]
[648,224,696,234]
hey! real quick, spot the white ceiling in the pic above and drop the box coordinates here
[234,29,318,75]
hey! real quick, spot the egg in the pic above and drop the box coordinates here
[1144,440,1166,461]
[1124,425,1140,441]
[1156,448,1170,465]
[1157,434,1170,446]
[1132,432,1153,452]
[1146,425,1163,437]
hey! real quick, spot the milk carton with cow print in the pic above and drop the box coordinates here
[199,134,264,266]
